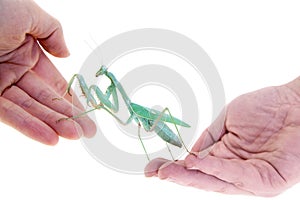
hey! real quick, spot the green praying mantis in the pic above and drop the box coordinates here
[56,65,190,160]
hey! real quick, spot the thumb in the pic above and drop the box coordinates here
[191,107,226,152]
[28,1,70,57]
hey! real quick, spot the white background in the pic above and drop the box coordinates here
[1,0,300,199]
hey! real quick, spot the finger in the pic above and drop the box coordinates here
[184,154,284,196]
[32,50,84,110]
[192,108,227,152]
[17,71,96,138]
[156,159,252,195]
[144,158,170,177]
[0,97,58,145]
[3,86,83,139]
[185,154,247,184]
[28,1,69,57]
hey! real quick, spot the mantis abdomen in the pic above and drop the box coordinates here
[149,120,182,148]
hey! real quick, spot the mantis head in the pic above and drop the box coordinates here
[96,65,108,77]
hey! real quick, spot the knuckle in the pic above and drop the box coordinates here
[36,89,51,102]
[0,97,12,117]
[22,115,34,127]
[41,110,56,123]
[216,186,229,193]
[52,18,62,30]
[234,181,244,188]
[20,96,35,109]
[54,78,68,96]
[62,104,75,117]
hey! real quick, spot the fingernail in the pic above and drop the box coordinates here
[198,145,214,159]
[185,154,197,169]
[166,177,175,182]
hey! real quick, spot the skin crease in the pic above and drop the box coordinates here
[0,0,96,145]
[145,79,300,197]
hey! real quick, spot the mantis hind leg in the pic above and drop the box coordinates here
[137,123,150,161]
[165,142,175,160]
[137,121,175,161]
[136,127,174,161]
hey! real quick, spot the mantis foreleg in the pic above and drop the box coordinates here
[55,74,122,122]
[88,84,119,112]
[53,74,97,107]
[58,101,135,126]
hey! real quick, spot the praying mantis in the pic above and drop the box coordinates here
[57,65,190,160]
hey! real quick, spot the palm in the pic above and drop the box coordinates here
[1,36,91,143]
[0,0,95,144]
[145,84,300,196]
[209,85,300,194]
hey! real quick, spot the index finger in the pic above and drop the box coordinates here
[32,51,84,110]
[17,71,96,138]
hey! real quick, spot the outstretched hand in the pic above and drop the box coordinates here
[145,77,300,197]
[0,0,96,145]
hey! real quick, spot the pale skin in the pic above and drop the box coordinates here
[1,0,300,197]
[0,0,96,145]
[145,78,300,197]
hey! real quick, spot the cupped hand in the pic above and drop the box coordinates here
[145,77,300,197]
[0,0,96,145]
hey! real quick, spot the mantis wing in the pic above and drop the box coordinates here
[130,103,190,127]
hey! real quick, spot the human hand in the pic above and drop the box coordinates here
[145,77,300,197]
[0,0,96,145]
